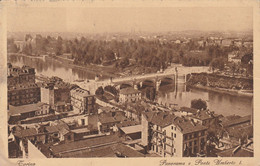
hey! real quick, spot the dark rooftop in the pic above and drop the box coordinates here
[120,87,141,95]
[50,134,121,155]
[222,115,251,128]
[9,102,48,116]
[217,146,253,157]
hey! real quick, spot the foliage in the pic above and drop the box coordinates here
[191,98,207,110]
[95,86,104,96]
[104,85,118,95]
[209,58,225,72]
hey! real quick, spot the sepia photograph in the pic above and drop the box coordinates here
[1,1,258,165]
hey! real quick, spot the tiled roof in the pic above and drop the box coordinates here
[179,107,198,114]
[225,124,253,139]
[13,128,38,138]
[188,110,216,121]
[172,117,208,134]
[113,143,145,157]
[98,112,126,124]
[116,120,140,128]
[120,87,141,95]
[222,115,251,128]
[50,134,120,155]
[70,87,91,97]
[45,123,69,133]
[59,146,117,158]
[119,125,142,134]
[9,102,47,116]
[143,111,207,134]
[216,146,253,157]
[150,112,176,128]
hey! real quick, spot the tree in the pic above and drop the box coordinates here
[191,99,207,110]
[241,53,253,65]
[209,58,225,72]
[55,36,63,56]
[119,57,130,68]
[95,86,104,96]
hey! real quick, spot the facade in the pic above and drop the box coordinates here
[7,64,40,106]
[9,102,50,120]
[8,83,41,106]
[142,111,207,157]
[70,87,96,115]
[38,78,71,110]
[119,87,142,103]
[8,64,36,86]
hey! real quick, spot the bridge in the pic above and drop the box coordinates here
[74,66,210,93]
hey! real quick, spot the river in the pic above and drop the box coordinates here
[8,54,253,117]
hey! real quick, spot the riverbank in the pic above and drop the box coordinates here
[190,84,253,98]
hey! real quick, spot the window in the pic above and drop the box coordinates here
[174,134,176,138]
[184,135,187,140]
[201,131,205,136]
[171,132,173,138]
[194,140,197,145]
[194,132,197,137]
[189,141,192,147]
[174,148,176,153]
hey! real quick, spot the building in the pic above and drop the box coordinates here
[7,64,40,106]
[8,64,36,86]
[141,111,207,157]
[9,102,50,120]
[8,83,41,106]
[119,87,141,103]
[38,77,71,111]
[49,134,121,157]
[216,144,253,157]
[98,111,126,133]
[187,109,221,127]
[218,115,253,150]
[70,87,96,115]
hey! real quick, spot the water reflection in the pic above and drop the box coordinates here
[8,54,98,82]
[157,83,253,117]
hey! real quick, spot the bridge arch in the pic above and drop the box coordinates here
[119,83,132,89]
[160,77,175,86]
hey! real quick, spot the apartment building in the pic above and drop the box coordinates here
[70,87,96,115]
[8,83,41,106]
[141,111,207,157]
[119,87,142,103]
[8,63,36,86]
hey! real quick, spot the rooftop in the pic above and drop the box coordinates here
[179,107,198,114]
[9,102,48,116]
[143,111,207,134]
[120,87,141,95]
[188,110,217,121]
[217,146,253,157]
[50,134,121,155]
[71,87,91,97]
[8,83,39,90]
[13,128,38,138]
[222,115,251,128]
[119,125,142,135]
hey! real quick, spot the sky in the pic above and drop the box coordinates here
[7,7,253,33]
